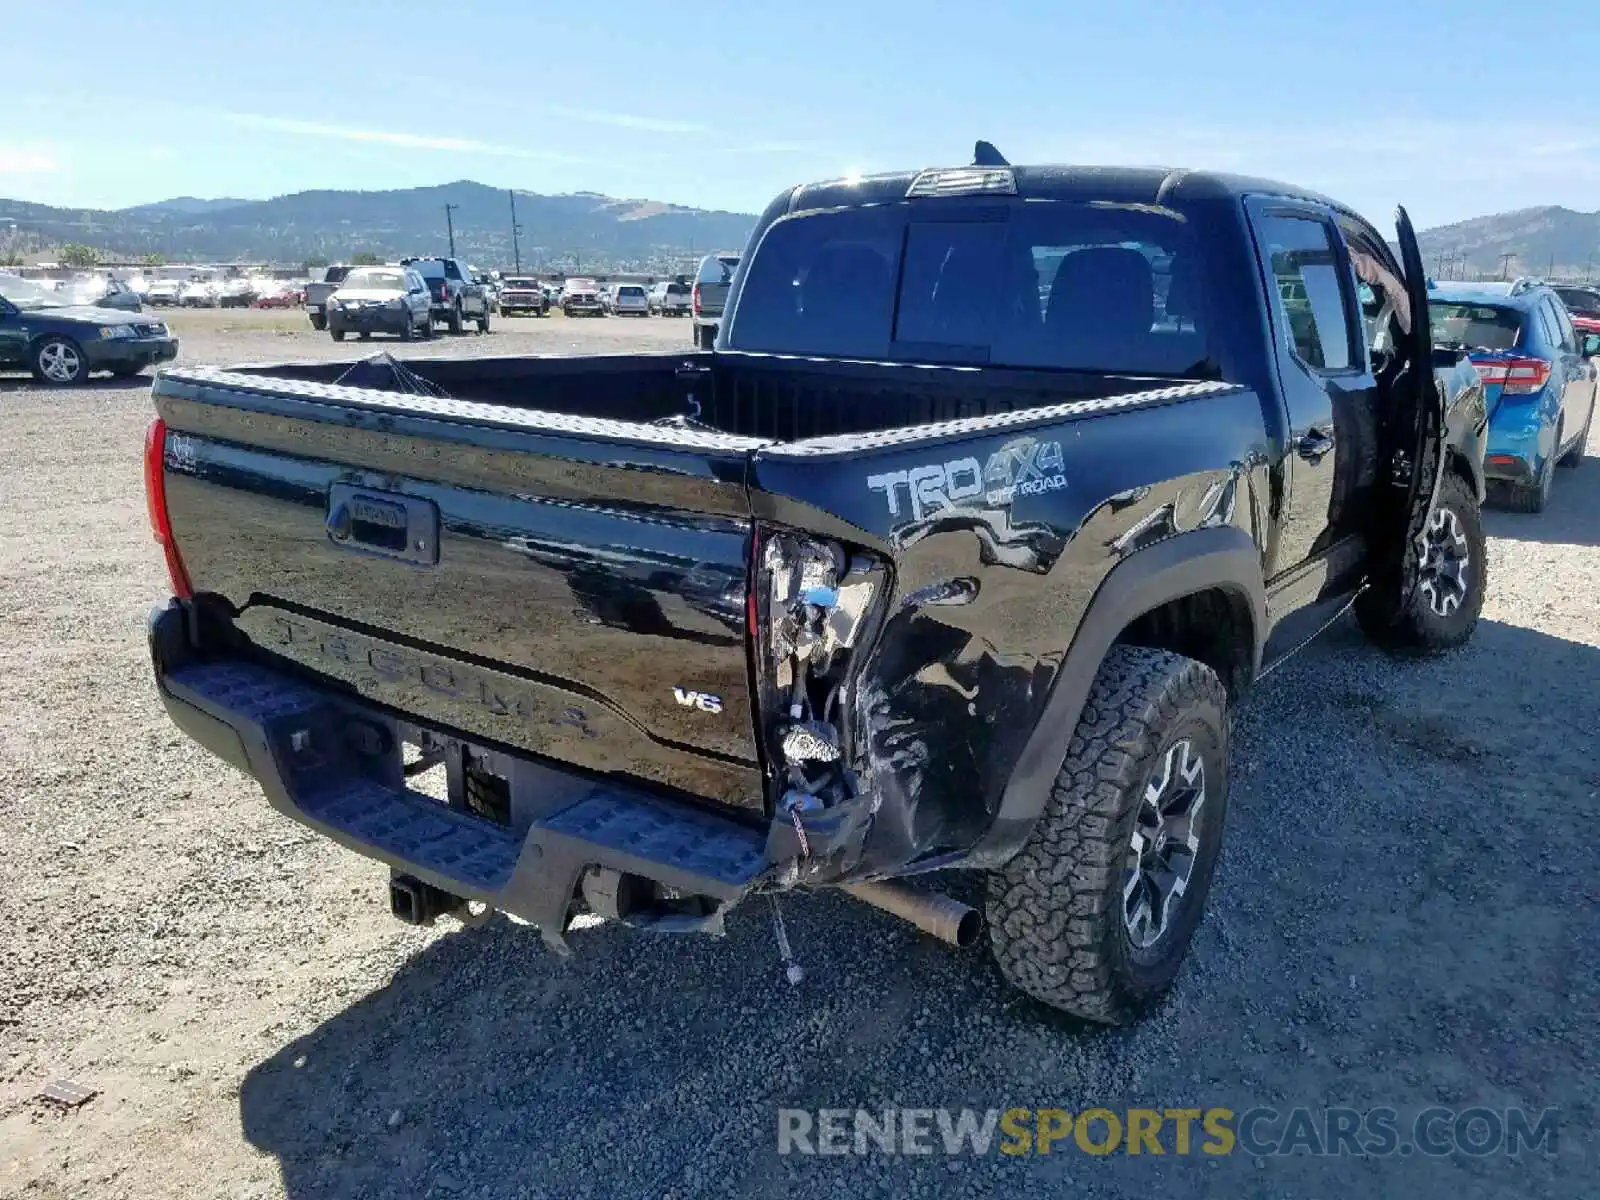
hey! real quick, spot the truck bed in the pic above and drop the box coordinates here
[219,350,1196,440]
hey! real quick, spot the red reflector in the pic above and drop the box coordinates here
[1486,454,1520,466]
[144,418,193,599]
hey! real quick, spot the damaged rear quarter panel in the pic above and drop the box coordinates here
[749,382,1274,876]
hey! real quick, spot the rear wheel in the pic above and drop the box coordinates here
[1502,426,1557,512]
[986,646,1229,1024]
[1356,470,1485,652]
[448,304,464,335]
[330,328,346,342]
[477,307,490,334]
[309,312,326,331]
[1559,409,1591,467]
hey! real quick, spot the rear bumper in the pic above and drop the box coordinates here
[148,601,777,945]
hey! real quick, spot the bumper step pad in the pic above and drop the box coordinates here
[158,655,769,935]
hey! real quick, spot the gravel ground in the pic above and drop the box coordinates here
[1,310,1595,1199]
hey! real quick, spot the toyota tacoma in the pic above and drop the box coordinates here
[144,148,1488,1023]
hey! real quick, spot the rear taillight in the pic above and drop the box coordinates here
[751,530,885,812]
[1473,356,1552,396]
[144,418,193,599]
[691,282,702,315]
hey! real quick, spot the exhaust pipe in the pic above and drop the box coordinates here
[841,880,981,949]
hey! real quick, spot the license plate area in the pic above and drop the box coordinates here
[396,723,589,834]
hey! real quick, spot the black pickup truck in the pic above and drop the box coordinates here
[144,149,1488,1023]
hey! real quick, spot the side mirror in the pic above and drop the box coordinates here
[1584,333,1600,357]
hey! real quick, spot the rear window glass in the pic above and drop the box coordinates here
[729,201,1212,375]
[666,282,690,295]
[411,261,444,278]
[697,256,738,284]
[618,285,645,297]
[1428,302,1521,351]
[1555,287,1600,316]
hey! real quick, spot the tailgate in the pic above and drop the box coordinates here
[152,367,770,811]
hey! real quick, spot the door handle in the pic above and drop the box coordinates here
[1297,429,1335,463]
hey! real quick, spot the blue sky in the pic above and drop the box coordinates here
[9,0,1600,229]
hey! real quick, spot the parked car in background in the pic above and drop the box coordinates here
[218,279,256,309]
[1553,284,1600,320]
[691,252,739,348]
[0,272,176,384]
[1429,278,1599,510]
[498,276,550,316]
[64,275,142,312]
[401,256,491,334]
[326,265,432,342]
[304,265,353,331]
[145,280,183,307]
[649,280,691,315]
[610,282,649,316]
[179,281,219,308]
[252,282,299,309]
[473,271,501,314]
[562,277,605,316]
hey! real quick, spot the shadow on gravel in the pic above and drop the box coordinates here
[238,617,1598,1200]
[0,372,156,394]
[1483,453,1600,546]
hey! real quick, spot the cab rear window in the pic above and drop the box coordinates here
[727,201,1213,376]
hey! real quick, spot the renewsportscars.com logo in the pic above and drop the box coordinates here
[777,1106,1559,1159]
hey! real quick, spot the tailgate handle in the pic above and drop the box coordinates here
[326,485,439,566]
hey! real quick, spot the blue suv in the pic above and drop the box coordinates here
[1428,279,1598,511]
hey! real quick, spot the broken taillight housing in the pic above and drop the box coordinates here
[750,528,886,813]
[144,418,193,600]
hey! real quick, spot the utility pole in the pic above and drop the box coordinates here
[1498,252,1515,281]
[508,190,522,274]
[444,203,460,257]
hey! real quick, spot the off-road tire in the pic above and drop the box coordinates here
[986,645,1229,1025]
[448,304,464,335]
[1355,470,1485,653]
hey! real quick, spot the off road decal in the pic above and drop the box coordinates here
[867,436,1067,521]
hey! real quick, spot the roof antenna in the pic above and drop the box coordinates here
[972,140,1009,167]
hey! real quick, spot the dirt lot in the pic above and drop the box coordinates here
[1,310,1595,1199]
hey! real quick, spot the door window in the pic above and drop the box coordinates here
[1254,214,1357,371]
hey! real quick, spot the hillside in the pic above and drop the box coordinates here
[1415,205,1600,280]
[0,181,756,272]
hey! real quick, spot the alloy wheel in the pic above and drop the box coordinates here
[1122,738,1207,949]
[1418,505,1471,618]
[38,341,83,383]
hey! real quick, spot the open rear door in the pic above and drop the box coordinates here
[1366,205,1448,620]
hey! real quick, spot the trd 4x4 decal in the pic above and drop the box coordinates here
[867,436,1067,521]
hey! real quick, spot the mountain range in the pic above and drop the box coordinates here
[0,181,757,273]
[4,182,1600,282]
[1413,206,1600,281]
